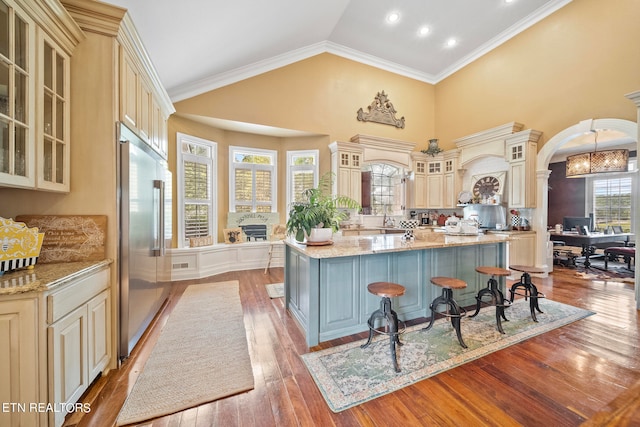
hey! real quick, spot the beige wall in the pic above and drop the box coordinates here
[435,0,640,149]
[0,31,119,263]
[174,53,436,148]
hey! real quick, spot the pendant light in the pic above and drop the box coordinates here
[565,130,629,178]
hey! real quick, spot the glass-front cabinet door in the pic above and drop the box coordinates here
[39,32,70,191]
[0,0,35,188]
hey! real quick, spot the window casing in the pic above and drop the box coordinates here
[229,146,277,213]
[177,133,217,248]
[286,150,318,216]
[588,158,636,232]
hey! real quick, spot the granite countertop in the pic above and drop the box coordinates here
[285,232,510,259]
[486,229,536,235]
[0,259,112,296]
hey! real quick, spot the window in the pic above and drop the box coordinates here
[362,163,404,215]
[177,133,217,247]
[286,150,318,213]
[229,146,277,213]
[590,158,636,232]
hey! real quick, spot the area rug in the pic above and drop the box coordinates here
[265,282,284,298]
[116,281,254,426]
[301,298,594,413]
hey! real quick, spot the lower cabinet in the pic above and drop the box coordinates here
[0,297,41,427]
[47,265,111,427]
[508,232,536,267]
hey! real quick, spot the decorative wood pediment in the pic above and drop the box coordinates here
[357,91,405,129]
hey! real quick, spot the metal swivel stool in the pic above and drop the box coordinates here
[469,266,512,334]
[423,276,468,348]
[361,282,406,372]
[509,265,546,322]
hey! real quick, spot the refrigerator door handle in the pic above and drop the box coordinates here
[152,179,165,257]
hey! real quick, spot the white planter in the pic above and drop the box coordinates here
[305,227,333,243]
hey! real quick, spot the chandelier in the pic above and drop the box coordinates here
[565,130,629,178]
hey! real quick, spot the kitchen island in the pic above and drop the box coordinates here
[284,233,510,346]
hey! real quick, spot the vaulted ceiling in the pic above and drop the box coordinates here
[104,0,571,102]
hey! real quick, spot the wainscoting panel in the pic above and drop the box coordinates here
[168,242,280,281]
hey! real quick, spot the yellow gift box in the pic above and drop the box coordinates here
[0,217,45,274]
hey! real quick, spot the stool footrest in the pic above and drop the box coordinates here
[431,305,467,319]
[367,318,406,337]
[512,291,546,299]
[475,297,512,308]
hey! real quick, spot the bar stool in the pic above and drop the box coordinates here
[509,265,546,322]
[469,266,512,334]
[423,276,468,349]
[361,282,406,372]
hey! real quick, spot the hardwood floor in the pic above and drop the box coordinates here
[64,266,639,427]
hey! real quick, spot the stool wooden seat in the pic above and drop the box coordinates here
[423,276,468,348]
[508,265,546,322]
[367,281,406,298]
[469,266,512,334]
[510,265,547,275]
[361,282,406,372]
[475,266,512,277]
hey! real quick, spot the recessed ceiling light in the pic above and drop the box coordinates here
[418,26,430,36]
[387,12,400,23]
[505,0,515,3]
[446,38,457,47]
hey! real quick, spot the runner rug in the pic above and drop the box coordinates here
[116,281,254,426]
[301,298,594,413]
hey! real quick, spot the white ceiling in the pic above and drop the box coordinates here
[103,0,572,102]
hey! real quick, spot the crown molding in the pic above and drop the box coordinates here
[434,0,573,81]
[168,0,573,103]
[168,41,436,103]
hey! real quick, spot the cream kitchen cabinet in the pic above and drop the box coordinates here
[0,296,41,427]
[442,152,460,208]
[47,266,110,427]
[0,0,82,191]
[507,232,536,274]
[506,130,541,209]
[118,42,170,158]
[0,261,111,427]
[329,141,362,204]
[409,152,427,208]
[425,157,444,208]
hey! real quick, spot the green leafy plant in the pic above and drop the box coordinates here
[286,172,361,242]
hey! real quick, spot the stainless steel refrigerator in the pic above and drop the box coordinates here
[117,122,171,360]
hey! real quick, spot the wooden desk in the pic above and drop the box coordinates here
[549,232,633,268]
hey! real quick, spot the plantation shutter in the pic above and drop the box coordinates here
[184,160,211,238]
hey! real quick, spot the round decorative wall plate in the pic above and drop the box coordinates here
[458,190,472,204]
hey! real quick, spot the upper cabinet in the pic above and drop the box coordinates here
[506,130,541,209]
[409,149,460,209]
[0,0,82,191]
[328,141,362,204]
[115,13,172,158]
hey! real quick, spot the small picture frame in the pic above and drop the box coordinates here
[224,227,243,244]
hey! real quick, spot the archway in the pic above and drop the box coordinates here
[533,117,638,306]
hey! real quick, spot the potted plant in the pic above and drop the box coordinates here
[286,173,360,243]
